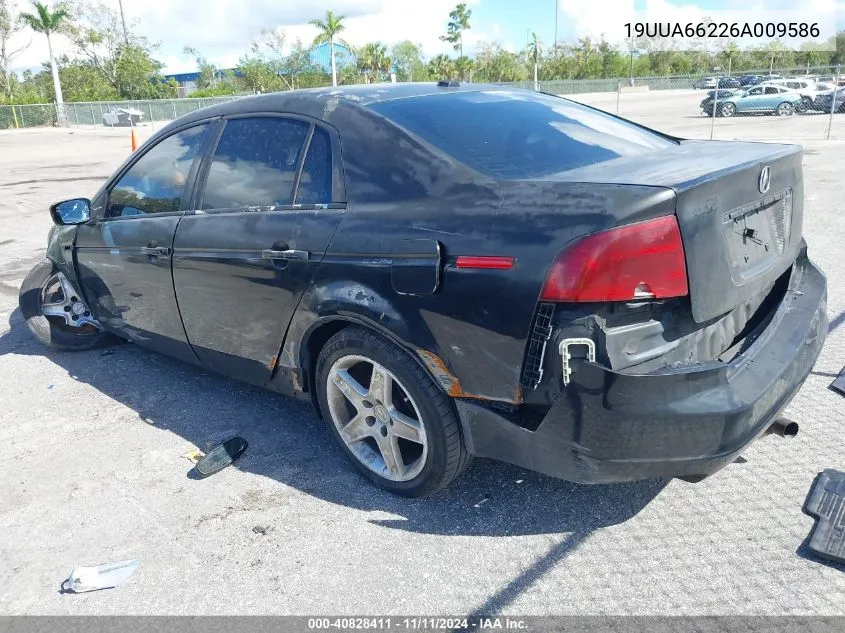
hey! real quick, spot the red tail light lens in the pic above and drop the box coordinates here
[540,215,689,302]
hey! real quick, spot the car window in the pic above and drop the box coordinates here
[370,90,676,179]
[108,124,209,217]
[201,117,309,210]
[747,87,763,95]
[295,127,333,205]
[765,87,779,95]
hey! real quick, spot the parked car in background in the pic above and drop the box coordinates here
[693,76,718,89]
[18,83,827,495]
[102,107,144,127]
[700,89,741,113]
[693,77,741,90]
[740,75,765,86]
[760,78,820,100]
[717,77,742,89]
[812,88,845,113]
[703,85,806,117]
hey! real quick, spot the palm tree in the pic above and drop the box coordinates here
[20,1,68,119]
[358,42,391,83]
[310,10,345,87]
[428,53,455,80]
[527,32,541,91]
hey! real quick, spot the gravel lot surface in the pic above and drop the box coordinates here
[1,90,843,615]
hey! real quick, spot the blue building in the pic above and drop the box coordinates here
[309,42,356,72]
[164,42,357,96]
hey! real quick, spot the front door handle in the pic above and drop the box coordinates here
[261,249,309,261]
[141,246,171,257]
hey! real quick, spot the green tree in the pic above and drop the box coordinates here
[472,43,525,82]
[357,42,391,83]
[19,1,68,114]
[1,0,31,102]
[310,10,345,87]
[391,40,424,82]
[183,46,217,90]
[526,32,541,89]
[440,3,471,79]
[67,1,173,99]
[428,53,455,80]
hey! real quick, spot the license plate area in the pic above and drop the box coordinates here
[723,189,792,283]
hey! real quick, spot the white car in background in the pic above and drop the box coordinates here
[102,107,144,127]
[760,78,821,100]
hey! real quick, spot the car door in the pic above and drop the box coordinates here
[171,114,344,385]
[74,121,213,364]
[736,87,759,112]
[761,86,783,110]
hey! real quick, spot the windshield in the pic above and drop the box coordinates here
[370,90,676,180]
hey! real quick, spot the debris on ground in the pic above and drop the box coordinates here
[194,436,248,478]
[181,448,205,464]
[61,559,140,593]
[830,366,845,396]
[803,469,845,564]
[252,525,270,535]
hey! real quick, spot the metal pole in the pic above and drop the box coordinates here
[710,88,719,140]
[90,103,94,125]
[827,64,840,140]
[629,35,635,86]
[171,99,177,121]
[616,80,621,115]
[148,102,154,131]
[118,0,129,46]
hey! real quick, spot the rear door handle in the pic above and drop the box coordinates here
[261,249,309,261]
[141,246,171,257]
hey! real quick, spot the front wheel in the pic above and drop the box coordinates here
[316,326,471,496]
[19,259,116,351]
[719,103,736,117]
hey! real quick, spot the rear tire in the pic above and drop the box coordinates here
[19,259,116,351]
[719,103,736,117]
[315,326,471,497]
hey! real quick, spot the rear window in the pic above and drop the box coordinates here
[369,90,676,179]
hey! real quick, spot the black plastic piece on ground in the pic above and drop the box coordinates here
[194,436,248,478]
[803,469,845,564]
[830,365,845,396]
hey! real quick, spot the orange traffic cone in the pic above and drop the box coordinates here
[130,128,139,152]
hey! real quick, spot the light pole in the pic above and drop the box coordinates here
[118,0,129,46]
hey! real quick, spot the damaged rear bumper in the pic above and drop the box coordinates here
[455,253,827,483]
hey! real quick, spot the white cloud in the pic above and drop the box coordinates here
[7,0,486,74]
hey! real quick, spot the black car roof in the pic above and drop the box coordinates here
[168,82,513,129]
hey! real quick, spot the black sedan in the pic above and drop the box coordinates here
[20,83,827,496]
[812,88,845,113]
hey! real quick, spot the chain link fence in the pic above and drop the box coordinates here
[1,96,242,131]
[2,65,844,142]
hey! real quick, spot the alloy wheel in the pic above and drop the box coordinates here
[326,354,428,482]
[40,272,101,334]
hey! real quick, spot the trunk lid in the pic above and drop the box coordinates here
[545,140,803,322]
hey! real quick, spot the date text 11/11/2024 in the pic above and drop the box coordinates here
[624,22,821,39]
[307,617,528,630]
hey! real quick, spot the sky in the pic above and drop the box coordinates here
[6,0,844,75]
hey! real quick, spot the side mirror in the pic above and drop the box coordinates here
[50,198,91,225]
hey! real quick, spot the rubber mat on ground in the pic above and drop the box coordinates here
[803,469,845,564]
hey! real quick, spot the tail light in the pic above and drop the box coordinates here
[540,215,689,302]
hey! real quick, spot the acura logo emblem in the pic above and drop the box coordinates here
[758,166,771,194]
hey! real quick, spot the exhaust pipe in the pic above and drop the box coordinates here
[766,417,799,438]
